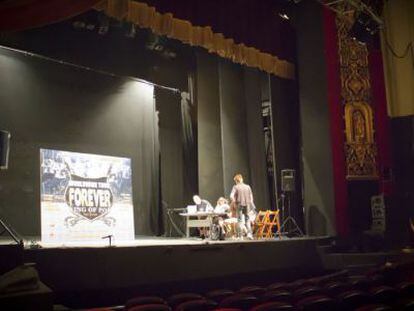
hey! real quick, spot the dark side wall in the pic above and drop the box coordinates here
[391,116,414,244]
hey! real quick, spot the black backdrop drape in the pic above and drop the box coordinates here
[0,47,160,236]
[155,87,197,236]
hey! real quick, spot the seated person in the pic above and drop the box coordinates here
[192,195,213,239]
[193,195,213,213]
[223,200,238,239]
[214,197,231,215]
[211,197,231,239]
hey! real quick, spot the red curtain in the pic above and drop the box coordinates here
[0,0,101,32]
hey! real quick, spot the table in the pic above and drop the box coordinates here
[179,212,226,238]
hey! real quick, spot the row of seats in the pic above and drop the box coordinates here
[88,260,414,311]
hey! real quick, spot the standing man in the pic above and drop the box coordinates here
[230,174,254,239]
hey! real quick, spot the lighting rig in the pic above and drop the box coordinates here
[317,0,383,43]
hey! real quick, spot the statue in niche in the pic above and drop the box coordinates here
[344,103,378,179]
[352,110,366,143]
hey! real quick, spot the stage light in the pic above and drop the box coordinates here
[72,21,85,29]
[348,11,380,44]
[125,24,136,39]
[279,13,290,20]
[98,15,109,35]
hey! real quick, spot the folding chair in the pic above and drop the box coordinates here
[264,210,281,239]
[254,210,269,239]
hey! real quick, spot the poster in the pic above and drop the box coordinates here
[40,148,134,244]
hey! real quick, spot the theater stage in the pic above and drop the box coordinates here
[17,235,329,307]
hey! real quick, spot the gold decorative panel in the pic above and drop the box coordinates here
[344,103,377,179]
[336,11,378,180]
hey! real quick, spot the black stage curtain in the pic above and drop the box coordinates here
[0,47,160,236]
[270,75,304,228]
[155,86,197,236]
[244,68,271,211]
[181,74,198,203]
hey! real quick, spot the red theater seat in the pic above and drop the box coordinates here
[397,281,414,298]
[125,296,166,309]
[129,304,172,311]
[369,274,385,287]
[175,299,217,311]
[294,286,323,300]
[260,290,292,303]
[336,289,371,310]
[219,294,258,309]
[206,289,235,303]
[401,299,414,310]
[296,295,336,311]
[239,286,266,297]
[249,301,295,311]
[267,283,289,292]
[369,286,399,305]
[351,277,373,291]
[323,281,351,296]
[167,293,204,308]
[354,304,392,311]
[288,279,311,291]
[315,269,349,287]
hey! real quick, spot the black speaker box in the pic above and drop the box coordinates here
[281,169,295,192]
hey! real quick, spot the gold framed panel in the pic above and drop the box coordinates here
[344,103,378,180]
[336,8,379,181]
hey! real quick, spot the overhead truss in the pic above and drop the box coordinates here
[317,0,383,25]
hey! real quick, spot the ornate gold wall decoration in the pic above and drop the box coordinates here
[344,103,377,178]
[336,11,378,180]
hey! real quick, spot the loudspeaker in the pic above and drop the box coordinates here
[0,130,11,170]
[281,169,295,192]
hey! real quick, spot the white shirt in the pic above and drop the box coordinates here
[214,203,230,214]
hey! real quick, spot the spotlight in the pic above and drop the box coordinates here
[98,15,109,35]
[85,24,96,31]
[279,13,290,20]
[348,11,379,44]
[125,24,136,39]
[72,21,86,29]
